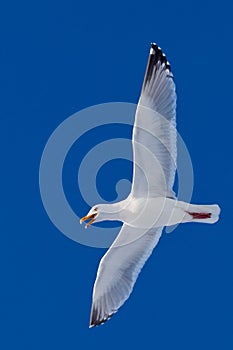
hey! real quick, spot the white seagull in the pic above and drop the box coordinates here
[80,43,220,327]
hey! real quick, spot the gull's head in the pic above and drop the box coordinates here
[80,206,99,229]
[80,202,123,228]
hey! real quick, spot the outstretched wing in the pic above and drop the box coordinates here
[131,43,177,198]
[89,224,163,327]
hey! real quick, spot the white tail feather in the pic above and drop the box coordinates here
[186,204,221,224]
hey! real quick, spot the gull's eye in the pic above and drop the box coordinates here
[94,207,98,211]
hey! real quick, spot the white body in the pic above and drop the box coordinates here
[108,196,220,228]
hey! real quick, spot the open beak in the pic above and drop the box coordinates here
[80,213,97,229]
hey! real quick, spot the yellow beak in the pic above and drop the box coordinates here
[80,213,97,229]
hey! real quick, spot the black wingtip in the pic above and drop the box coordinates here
[149,42,171,71]
[151,42,157,50]
[89,304,117,328]
[141,42,173,91]
[89,313,114,328]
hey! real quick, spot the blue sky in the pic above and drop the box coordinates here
[1,0,233,349]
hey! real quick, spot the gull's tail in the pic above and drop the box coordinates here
[185,204,221,224]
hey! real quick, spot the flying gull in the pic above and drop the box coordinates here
[80,43,220,327]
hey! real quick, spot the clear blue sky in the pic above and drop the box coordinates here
[1,0,233,349]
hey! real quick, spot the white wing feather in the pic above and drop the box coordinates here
[90,225,163,327]
[132,43,177,198]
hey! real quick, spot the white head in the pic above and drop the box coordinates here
[80,203,123,228]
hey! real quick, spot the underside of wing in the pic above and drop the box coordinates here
[132,43,177,198]
[89,225,163,327]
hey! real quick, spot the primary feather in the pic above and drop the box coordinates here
[90,225,162,327]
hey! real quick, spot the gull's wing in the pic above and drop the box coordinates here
[89,224,163,327]
[131,43,177,198]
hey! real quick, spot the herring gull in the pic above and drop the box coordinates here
[80,43,220,327]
